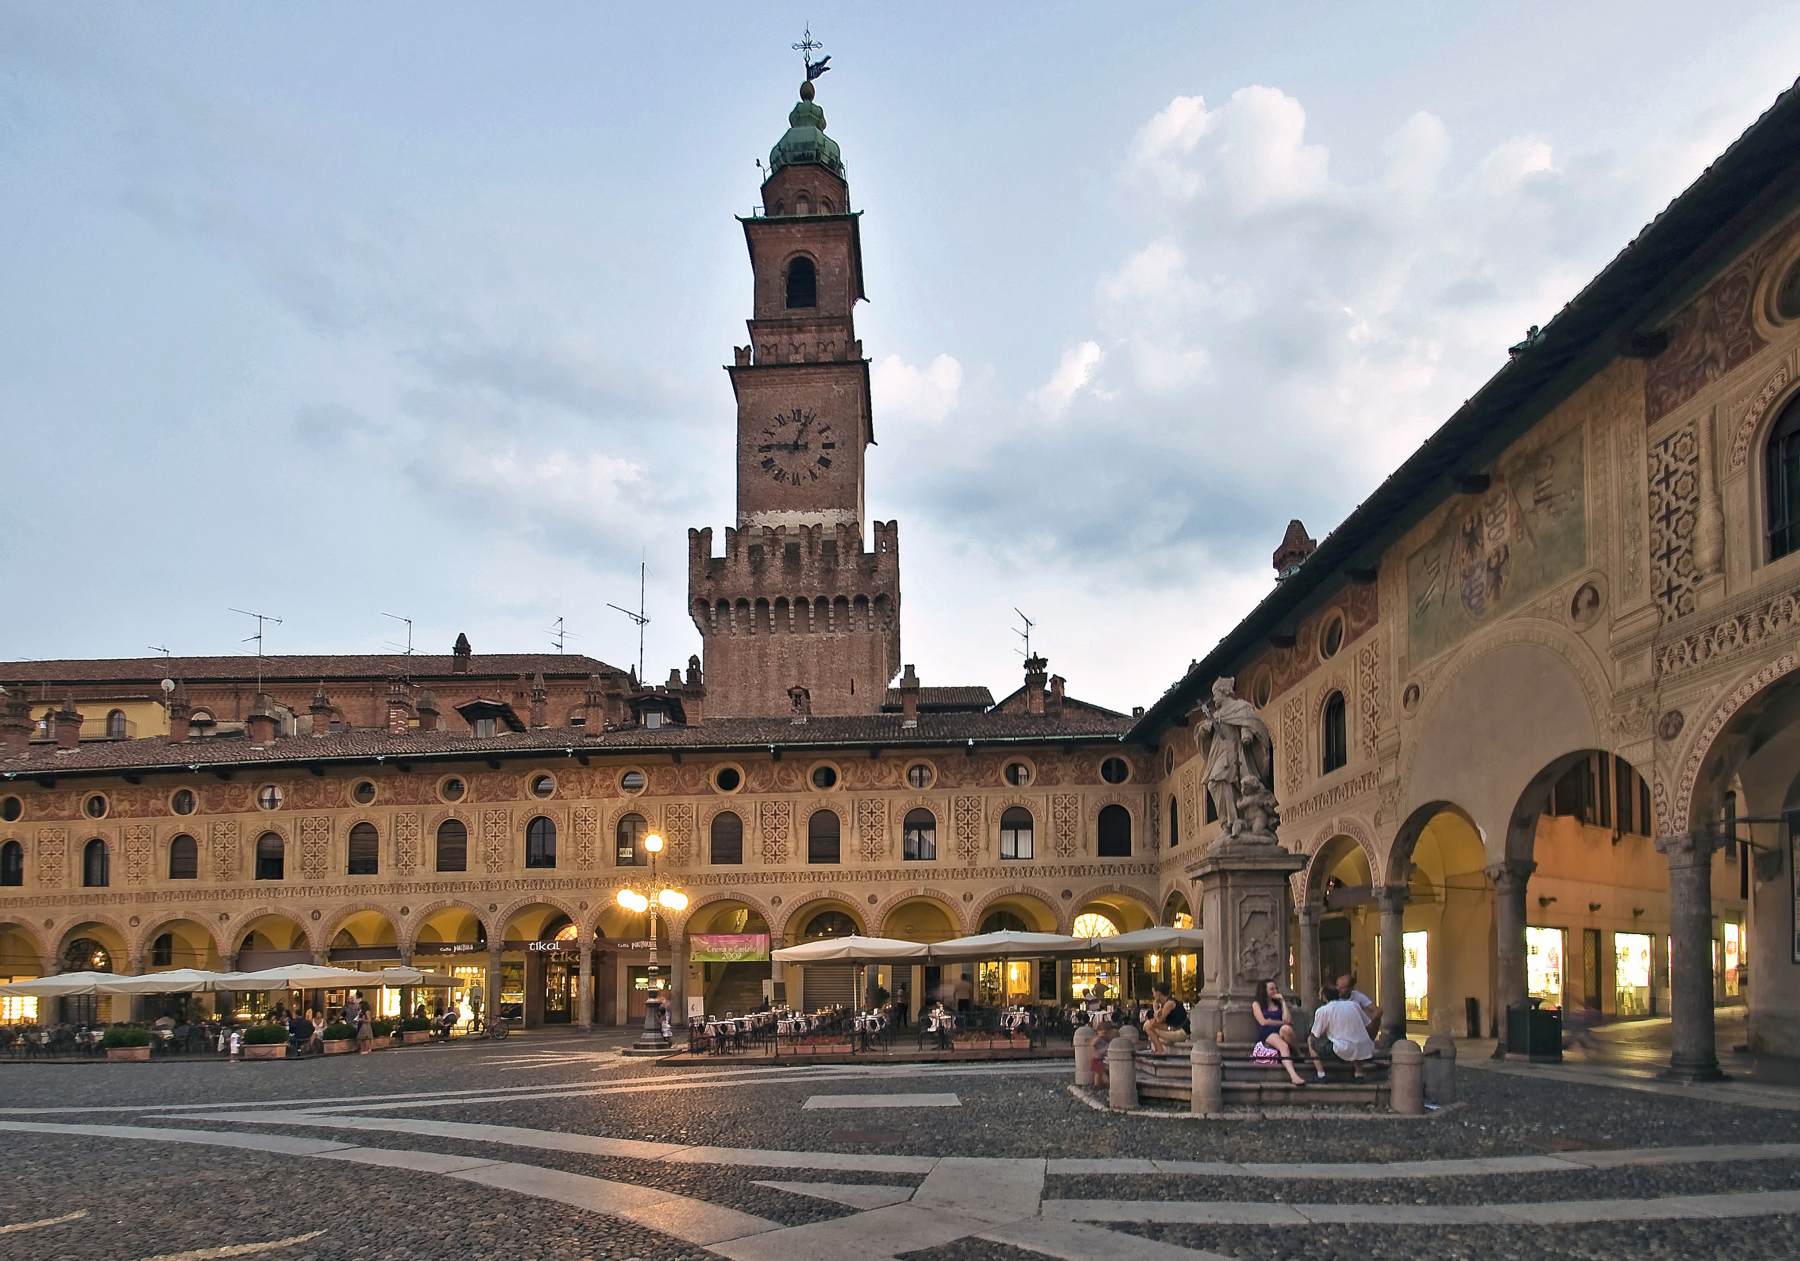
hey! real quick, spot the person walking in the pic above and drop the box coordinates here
[355,1006,375,1054]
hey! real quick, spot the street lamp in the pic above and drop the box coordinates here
[617,831,688,1053]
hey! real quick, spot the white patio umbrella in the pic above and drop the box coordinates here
[212,963,378,991]
[0,971,114,997]
[927,930,1091,960]
[771,935,930,963]
[98,968,232,994]
[1082,927,1207,955]
[372,966,457,987]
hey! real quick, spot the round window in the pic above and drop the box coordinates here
[1100,757,1130,785]
[810,764,839,791]
[351,780,377,805]
[905,762,934,790]
[1004,761,1032,787]
[170,788,196,816]
[255,784,284,811]
[1164,747,1175,776]
[1777,257,1800,322]
[529,773,556,800]
[1,795,22,823]
[84,793,109,819]
[714,766,742,793]
[620,769,647,793]
[1252,671,1273,708]
[1320,613,1345,660]
[439,776,466,803]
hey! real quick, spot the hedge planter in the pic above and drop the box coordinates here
[372,1036,393,1050]
[323,1039,354,1055]
[399,1030,434,1045]
[106,1045,151,1063]
[244,1043,287,1060]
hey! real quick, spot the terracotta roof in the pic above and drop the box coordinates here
[0,710,1132,779]
[878,685,995,712]
[0,653,618,686]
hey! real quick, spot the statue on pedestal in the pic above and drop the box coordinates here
[1198,676,1279,841]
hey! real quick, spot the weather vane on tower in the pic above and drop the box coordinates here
[793,23,831,84]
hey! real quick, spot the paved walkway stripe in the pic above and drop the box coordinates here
[914,1156,1045,1223]
[802,1092,959,1110]
[708,1203,994,1261]
[0,1209,89,1235]
[134,1230,324,1261]
[0,1120,353,1156]
[982,1217,1230,1261]
[1466,1057,1800,1113]
[182,1109,688,1161]
[750,1181,915,1210]
[1044,1187,1800,1226]
[1047,1141,1800,1179]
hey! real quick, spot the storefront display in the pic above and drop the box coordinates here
[1723,922,1743,998]
[1526,925,1565,1007]
[1614,931,1652,1017]
[1402,930,1429,1023]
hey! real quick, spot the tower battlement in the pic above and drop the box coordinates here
[688,520,898,596]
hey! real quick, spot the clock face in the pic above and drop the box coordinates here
[755,408,836,484]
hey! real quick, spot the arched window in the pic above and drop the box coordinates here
[903,808,936,861]
[435,819,467,872]
[807,809,839,863]
[1168,795,1180,848]
[105,709,127,738]
[709,811,743,865]
[0,840,21,886]
[615,813,647,866]
[254,832,284,880]
[1767,395,1800,560]
[1000,807,1034,860]
[1322,691,1348,774]
[82,838,109,888]
[785,256,817,309]
[981,909,1030,934]
[151,932,174,967]
[168,834,198,880]
[347,822,379,875]
[801,909,856,939]
[1097,804,1132,857]
[525,816,557,869]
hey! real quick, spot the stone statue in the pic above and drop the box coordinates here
[1198,676,1279,841]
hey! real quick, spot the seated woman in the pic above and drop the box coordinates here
[1248,978,1307,1086]
[1142,983,1190,1054]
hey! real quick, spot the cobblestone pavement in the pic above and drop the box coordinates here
[2,1031,1797,1259]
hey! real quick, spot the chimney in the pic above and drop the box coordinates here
[416,688,440,733]
[898,663,920,728]
[1273,519,1317,579]
[1047,674,1066,716]
[52,698,83,750]
[385,680,414,736]
[685,654,703,688]
[308,682,334,737]
[788,684,811,724]
[529,672,548,728]
[451,632,472,674]
[0,687,32,756]
[1023,656,1048,716]
[166,681,191,744]
[246,693,278,746]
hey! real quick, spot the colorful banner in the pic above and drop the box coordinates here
[690,933,770,963]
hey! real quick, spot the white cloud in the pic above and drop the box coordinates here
[1030,340,1104,415]
[1130,86,1329,212]
[872,352,963,425]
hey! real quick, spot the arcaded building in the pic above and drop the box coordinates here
[4,75,1800,1076]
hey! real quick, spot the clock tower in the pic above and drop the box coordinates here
[688,76,901,718]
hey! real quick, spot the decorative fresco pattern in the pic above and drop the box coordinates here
[1649,422,1702,621]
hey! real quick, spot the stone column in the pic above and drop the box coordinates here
[486,948,504,1032]
[1485,859,1535,1055]
[219,951,239,1019]
[577,933,594,1032]
[668,939,687,1027]
[125,953,147,1024]
[1376,885,1409,1046]
[1296,899,1324,1012]
[1659,829,1724,1081]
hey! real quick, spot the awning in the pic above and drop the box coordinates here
[926,931,1093,960]
[1083,927,1206,955]
[371,966,457,987]
[100,968,233,994]
[771,935,930,963]
[0,971,114,997]
[212,964,382,991]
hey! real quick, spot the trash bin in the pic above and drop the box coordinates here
[1505,1000,1562,1063]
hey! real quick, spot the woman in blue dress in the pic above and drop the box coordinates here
[1249,978,1306,1085]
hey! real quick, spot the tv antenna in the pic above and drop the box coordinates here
[548,616,579,656]
[1012,608,1036,660]
[607,557,651,681]
[229,607,282,691]
[381,612,414,655]
[148,645,171,658]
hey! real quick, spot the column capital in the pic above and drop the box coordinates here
[1656,830,1717,867]
[1374,884,1410,914]
[1296,899,1324,925]
[1484,858,1536,892]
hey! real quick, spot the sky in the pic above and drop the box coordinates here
[3,4,1799,712]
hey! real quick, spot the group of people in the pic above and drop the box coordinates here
[278,991,378,1055]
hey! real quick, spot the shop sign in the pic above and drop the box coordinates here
[416,942,482,955]
[690,933,770,963]
[526,940,575,954]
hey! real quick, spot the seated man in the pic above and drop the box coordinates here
[1307,975,1377,1079]
[1142,982,1190,1054]
[286,1012,314,1056]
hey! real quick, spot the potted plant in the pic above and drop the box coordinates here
[322,1021,356,1054]
[242,1023,289,1059]
[102,1026,152,1062]
[370,1019,394,1049]
[398,1015,433,1044]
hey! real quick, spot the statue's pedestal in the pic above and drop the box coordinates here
[1186,836,1305,1046]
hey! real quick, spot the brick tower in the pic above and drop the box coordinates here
[689,77,901,718]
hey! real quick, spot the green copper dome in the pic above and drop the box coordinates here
[768,84,844,178]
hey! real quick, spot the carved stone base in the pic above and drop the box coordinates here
[1186,838,1305,1047]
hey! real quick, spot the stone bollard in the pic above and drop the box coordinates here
[1389,1039,1423,1115]
[1422,1033,1457,1106]
[1189,1041,1222,1116]
[1118,1023,1139,1048]
[1107,1034,1138,1111]
[1073,1025,1096,1087]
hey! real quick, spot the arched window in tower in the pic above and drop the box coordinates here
[1168,795,1180,849]
[168,834,198,880]
[83,838,110,888]
[709,811,743,865]
[525,816,557,869]
[254,832,284,881]
[807,809,840,864]
[0,840,21,886]
[1766,394,1800,560]
[435,819,467,872]
[347,822,379,875]
[1322,691,1348,774]
[785,256,817,309]
[1096,804,1132,857]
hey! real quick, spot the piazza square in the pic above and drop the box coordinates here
[5,9,1800,1260]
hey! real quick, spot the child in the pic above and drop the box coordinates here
[1090,1016,1118,1088]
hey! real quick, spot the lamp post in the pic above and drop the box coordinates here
[618,832,688,1054]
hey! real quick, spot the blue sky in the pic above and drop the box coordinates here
[4,4,1798,710]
